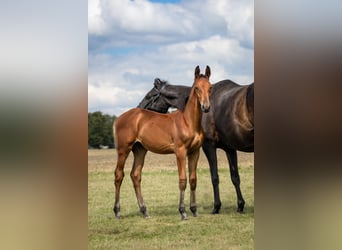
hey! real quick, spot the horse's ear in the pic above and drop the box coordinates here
[154,78,162,89]
[194,65,200,79]
[205,65,211,79]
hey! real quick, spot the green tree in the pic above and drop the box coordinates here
[88,111,116,148]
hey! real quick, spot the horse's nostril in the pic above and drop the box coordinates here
[201,105,210,113]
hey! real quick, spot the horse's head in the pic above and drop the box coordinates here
[137,78,170,113]
[193,65,212,113]
[138,78,191,113]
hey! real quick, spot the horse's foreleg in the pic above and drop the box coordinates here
[226,149,245,213]
[131,143,148,218]
[176,151,187,220]
[202,141,221,214]
[114,149,129,219]
[188,149,200,217]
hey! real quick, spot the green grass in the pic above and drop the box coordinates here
[88,150,254,249]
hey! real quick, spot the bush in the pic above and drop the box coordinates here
[88,111,116,148]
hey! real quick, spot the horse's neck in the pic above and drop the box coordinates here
[183,88,202,131]
[166,86,190,111]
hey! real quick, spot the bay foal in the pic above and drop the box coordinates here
[113,66,212,220]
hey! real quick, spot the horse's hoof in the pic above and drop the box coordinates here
[179,206,187,220]
[181,213,188,221]
[140,206,149,218]
[113,207,121,218]
[211,209,219,214]
[237,201,245,213]
[211,202,221,214]
[190,206,198,217]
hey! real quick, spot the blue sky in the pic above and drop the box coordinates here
[89,0,254,116]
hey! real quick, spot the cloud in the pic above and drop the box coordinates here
[89,0,253,50]
[209,0,254,47]
[88,0,254,116]
[88,82,145,115]
[89,0,199,49]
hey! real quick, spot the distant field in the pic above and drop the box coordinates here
[88,149,254,249]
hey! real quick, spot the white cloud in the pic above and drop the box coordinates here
[89,0,198,43]
[89,0,253,49]
[88,82,145,115]
[88,0,254,116]
[88,0,106,35]
[210,0,254,46]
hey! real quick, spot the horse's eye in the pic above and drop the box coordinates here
[194,86,199,92]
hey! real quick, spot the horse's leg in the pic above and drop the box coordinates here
[176,149,187,220]
[202,141,221,214]
[113,148,130,219]
[225,149,245,213]
[188,149,200,217]
[131,143,148,218]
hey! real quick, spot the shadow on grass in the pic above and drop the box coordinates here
[89,226,130,236]
[105,203,254,221]
[201,203,254,215]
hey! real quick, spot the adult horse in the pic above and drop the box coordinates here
[138,78,254,213]
[113,66,212,220]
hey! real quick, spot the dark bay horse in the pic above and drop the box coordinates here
[138,78,254,214]
[113,66,212,220]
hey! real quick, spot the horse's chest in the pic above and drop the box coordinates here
[188,132,203,149]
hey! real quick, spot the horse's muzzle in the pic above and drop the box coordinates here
[201,105,210,113]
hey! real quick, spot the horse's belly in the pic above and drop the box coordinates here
[145,143,175,154]
[218,132,254,152]
[137,134,175,154]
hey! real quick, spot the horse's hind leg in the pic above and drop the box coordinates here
[226,149,245,213]
[131,143,149,218]
[114,148,130,219]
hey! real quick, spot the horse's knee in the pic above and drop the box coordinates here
[189,177,197,190]
[130,171,141,186]
[115,169,124,184]
[179,178,187,190]
[130,170,139,180]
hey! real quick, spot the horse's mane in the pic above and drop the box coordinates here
[154,78,169,87]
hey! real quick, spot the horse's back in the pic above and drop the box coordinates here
[115,108,178,153]
[115,108,174,134]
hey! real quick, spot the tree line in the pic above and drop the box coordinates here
[88,111,117,148]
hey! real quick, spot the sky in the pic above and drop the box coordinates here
[88,0,254,116]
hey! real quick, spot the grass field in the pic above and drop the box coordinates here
[88,149,254,249]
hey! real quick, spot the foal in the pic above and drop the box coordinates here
[113,66,212,220]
